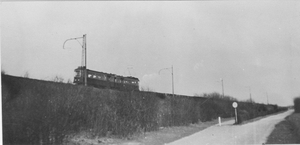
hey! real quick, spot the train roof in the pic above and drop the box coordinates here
[75,66,139,81]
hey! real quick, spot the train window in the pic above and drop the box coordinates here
[76,71,81,77]
[88,74,92,78]
[93,75,97,78]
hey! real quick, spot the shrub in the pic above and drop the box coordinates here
[23,71,29,78]
[1,69,6,74]
[236,110,250,124]
[2,75,161,144]
[2,74,285,144]
[52,75,64,83]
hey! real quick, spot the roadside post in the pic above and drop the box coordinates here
[232,102,238,123]
[218,117,222,126]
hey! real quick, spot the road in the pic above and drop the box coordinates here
[167,110,293,145]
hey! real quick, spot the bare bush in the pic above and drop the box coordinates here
[140,86,154,92]
[52,76,64,83]
[244,98,255,103]
[67,79,73,84]
[1,69,6,75]
[23,71,29,78]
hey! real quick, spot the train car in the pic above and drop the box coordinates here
[73,66,139,91]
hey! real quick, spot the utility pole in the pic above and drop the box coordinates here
[127,66,133,76]
[159,65,174,97]
[63,34,87,86]
[172,65,174,97]
[83,34,87,86]
[249,87,252,103]
[266,92,269,105]
[221,78,224,98]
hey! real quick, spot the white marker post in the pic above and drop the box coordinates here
[232,102,238,123]
[218,117,222,126]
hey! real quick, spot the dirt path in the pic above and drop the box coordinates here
[167,110,293,145]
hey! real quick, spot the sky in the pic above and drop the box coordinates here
[1,1,300,106]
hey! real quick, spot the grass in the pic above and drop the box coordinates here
[234,109,288,125]
[134,117,234,145]
[266,112,300,144]
[2,74,286,144]
[65,117,234,145]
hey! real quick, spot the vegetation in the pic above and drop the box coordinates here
[52,75,65,83]
[266,97,300,144]
[1,69,6,75]
[23,71,30,78]
[140,86,154,92]
[267,113,300,144]
[2,74,286,144]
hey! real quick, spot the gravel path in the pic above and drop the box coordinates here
[167,110,293,145]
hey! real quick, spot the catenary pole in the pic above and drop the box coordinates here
[221,78,224,98]
[172,65,174,97]
[159,65,174,97]
[63,34,87,86]
[83,34,87,86]
[266,92,269,105]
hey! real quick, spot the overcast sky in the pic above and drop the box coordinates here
[2,1,300,106]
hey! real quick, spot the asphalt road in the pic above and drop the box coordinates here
[167,110,293,145]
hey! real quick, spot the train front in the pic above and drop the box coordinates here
[73,66,86,85]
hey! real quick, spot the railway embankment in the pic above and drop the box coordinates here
[2,74,287,144]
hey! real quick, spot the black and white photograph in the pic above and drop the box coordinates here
[1,1,300,144]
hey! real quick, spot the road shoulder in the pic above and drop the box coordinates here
[266,111,300,144]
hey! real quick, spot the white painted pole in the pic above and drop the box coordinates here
[218,117,222,126]
[235,108,238,123]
